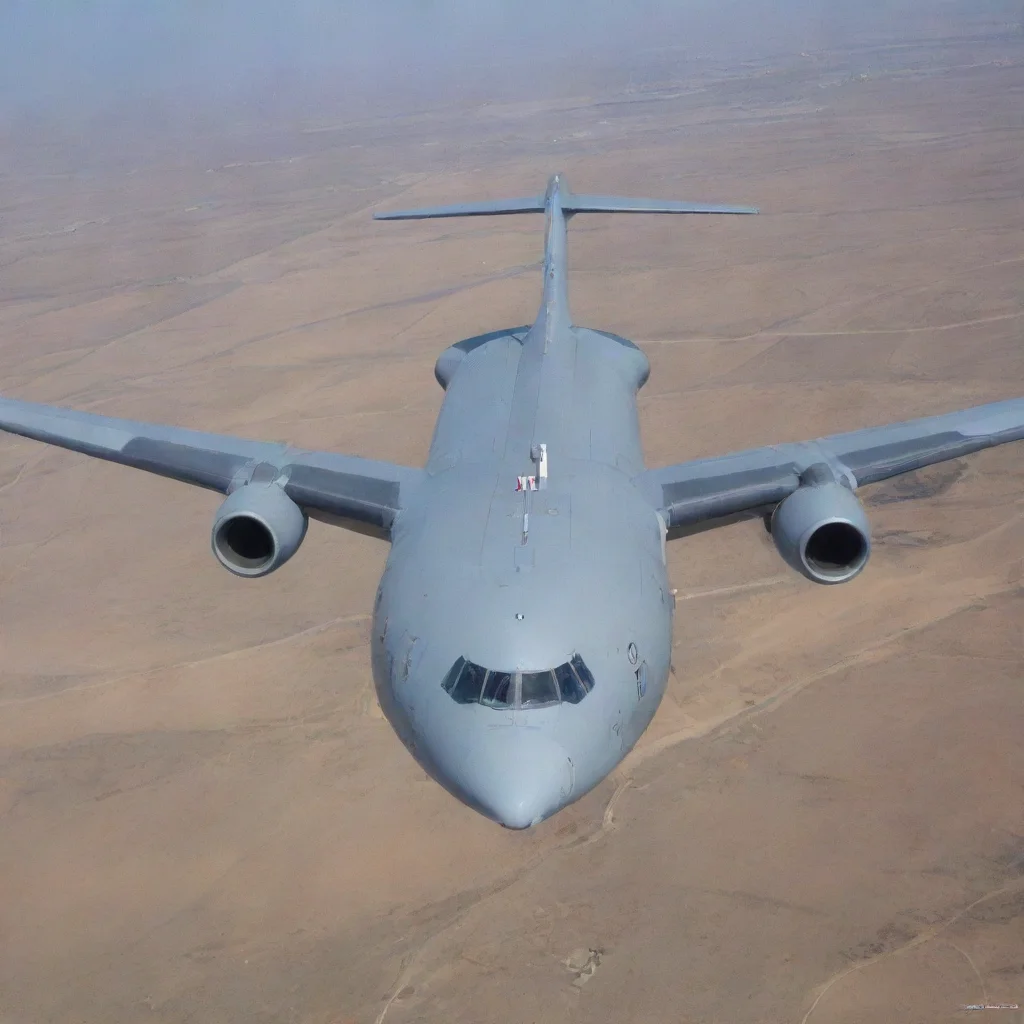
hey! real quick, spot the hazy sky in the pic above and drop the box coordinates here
[0,0,1016,128]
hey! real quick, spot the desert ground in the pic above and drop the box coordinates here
[2,8,1024,1024]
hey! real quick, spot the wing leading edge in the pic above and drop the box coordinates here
[6,392,1022,542]
[0,396,422,538]
[640,397,1024,534]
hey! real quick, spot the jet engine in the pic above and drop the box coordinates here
[211,483,308,578]
[770,481,871,585]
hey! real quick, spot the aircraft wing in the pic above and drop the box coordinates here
[639,397,1024,533]
[0,395,422,537]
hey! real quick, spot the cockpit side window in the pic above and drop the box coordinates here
[449,659,488,704]
[441,654,595,709]
[441,656,466,695]
[554,661,587,704]
[570,654,595,693]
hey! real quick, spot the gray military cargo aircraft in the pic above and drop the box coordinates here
[2,174,1023,828]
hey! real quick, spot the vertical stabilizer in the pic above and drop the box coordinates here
[373,175,757,341]
[537,174,573,339]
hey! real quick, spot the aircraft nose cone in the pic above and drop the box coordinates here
[463,729,574,829]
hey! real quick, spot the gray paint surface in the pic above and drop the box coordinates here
[2,174,1023,828]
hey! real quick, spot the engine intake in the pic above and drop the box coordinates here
[770,481,871,585]
[211,483,307,578]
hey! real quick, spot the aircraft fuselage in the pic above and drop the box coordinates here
[371,316,673,827]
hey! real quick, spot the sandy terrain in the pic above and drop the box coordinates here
[2,10,1024,1024]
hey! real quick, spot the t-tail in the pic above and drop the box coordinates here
[374,174,758,335]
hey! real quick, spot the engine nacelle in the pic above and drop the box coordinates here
[770,481,871,585]
[211,483,308,578]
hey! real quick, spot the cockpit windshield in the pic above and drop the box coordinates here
[441,655,595,709]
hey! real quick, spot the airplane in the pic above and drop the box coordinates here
[1,173,1023,830]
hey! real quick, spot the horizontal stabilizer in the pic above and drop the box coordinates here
[564,194,759,215]
[373,174,759,332]
[374,196,545,220]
